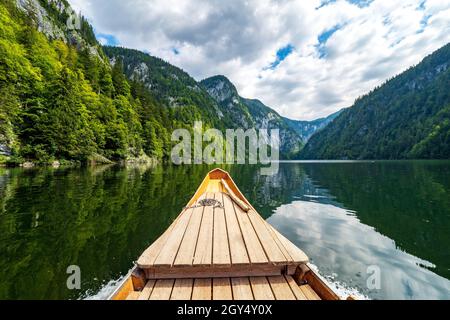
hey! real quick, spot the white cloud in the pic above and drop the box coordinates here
[97,36,108,45]
[67,0,450,120]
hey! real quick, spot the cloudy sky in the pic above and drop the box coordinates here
[68,0,450,120]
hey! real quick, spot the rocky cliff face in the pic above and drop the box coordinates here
[201,76,254,129]
[201,76,304,158]
[16,0,101,56]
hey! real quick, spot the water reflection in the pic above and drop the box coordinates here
[235,161,450,299]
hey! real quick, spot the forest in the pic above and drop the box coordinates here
[0,0,192,165]
[301,43,450,160]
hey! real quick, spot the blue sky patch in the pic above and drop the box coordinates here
[316,25,342,59]
[316,0,336,10]
[95,33,119,46]
[265,44,295,70]
[347,0,374,8]
[417,13,432,33]
[417,0,426,11]
[318,25,341,45]
[317,0,373,9]
[416,1,431,34]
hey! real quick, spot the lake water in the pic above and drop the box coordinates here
[0,161,449,300]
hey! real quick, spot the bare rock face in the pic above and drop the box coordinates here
[16,0,67,41]
[16,0,102,58]
[201,76,304,158]
[0,144,12,156]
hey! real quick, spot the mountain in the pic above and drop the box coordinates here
[0,0,355,165]
[284,110,343,142]
[301,43,450,160]
[1,0,177,163]
[102,46,227,130]
[200,76,303,158]
[100,48,307,158]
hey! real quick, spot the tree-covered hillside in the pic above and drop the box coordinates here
[301,43,450,160]
[102,46,227,130]
[0,0,187,164]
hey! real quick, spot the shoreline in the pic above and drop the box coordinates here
[0,154,159,169]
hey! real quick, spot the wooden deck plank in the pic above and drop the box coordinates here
[137,280,156,300]
[138,195,207,268]
[171,279,194,300]
[174,205,204,266]
[284,276,308,300]
[153,207,194,267]
[269,225,309,263]
[213,278,233,300]
[192,278,212,300]
[265,223,294,263]
[267,276,296,300]
[213,193,231,266]
[222,193,250,265]
[125,291,140,300]
[137,224,177,267]
[247,210,287,264]
[249,277,275,300]
[149,279,175,300]
[233,203,268,264]
[300,284,321,300]
[231,277,254,300]
[207,180,221,193]
[193,193,214,266]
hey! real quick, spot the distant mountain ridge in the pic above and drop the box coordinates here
[284,110,343,142]
[301,43,450,159]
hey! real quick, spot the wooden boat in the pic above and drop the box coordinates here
[109,168,342,300]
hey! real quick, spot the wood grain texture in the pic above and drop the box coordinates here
[300,284,321,300]
[231,277,254,300]
[213,278,233,300]
[248,210,286,264]
[193,193,214,266]
[249,277,275,300]
[171,279,194,300]
[267,276,296,300]
[174,206,204,266]
[284,276,307,300]
[138,280,155,300]
[233,203,268,264]
[213,193,231,266]
[149,279,175,300]
[192,278,212,300]
[222,193,250,265]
